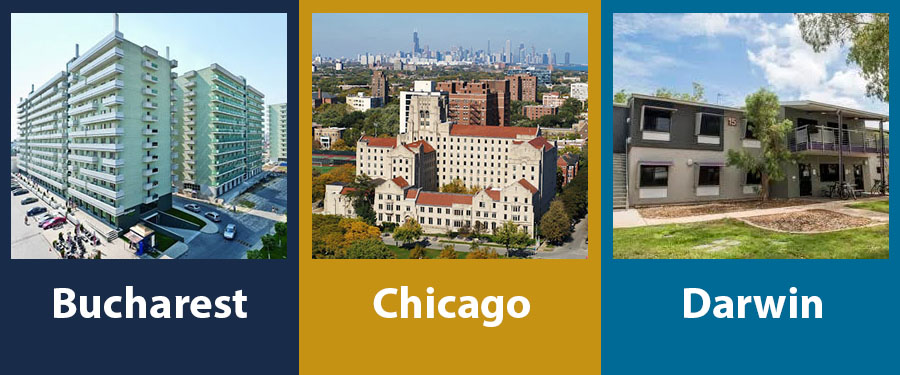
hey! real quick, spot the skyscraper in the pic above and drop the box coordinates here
[565,52,570,65]
[505,39,511,64]
[413,30,420,55]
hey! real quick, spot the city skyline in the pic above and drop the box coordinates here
[10,13,288,140]
[311,13,588,65]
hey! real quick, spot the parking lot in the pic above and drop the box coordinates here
[9,180,69,259]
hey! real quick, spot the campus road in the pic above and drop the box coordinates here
[533,215,589,259]
[10,187,55,259]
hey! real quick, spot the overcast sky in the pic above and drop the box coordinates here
[10,13,287,140]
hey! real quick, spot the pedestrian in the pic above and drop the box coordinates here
[24,216,28,225]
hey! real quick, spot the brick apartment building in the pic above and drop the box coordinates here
[506,74,537,102]
[436,79,510,126]
[522,105,559,120]
[371,70,389,103]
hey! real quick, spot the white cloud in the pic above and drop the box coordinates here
[613,13,762,40]
[612,41,686,94]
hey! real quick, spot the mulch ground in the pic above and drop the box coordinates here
[638,199,820,219]
[743,209,873,232]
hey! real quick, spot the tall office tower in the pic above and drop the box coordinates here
[413,30,420,55]
[268,103,288,163]
[565,52,570,65]
[371,70,389,102]
[17,14,177,235]
[542,53,549,65]
[487,40,491,56]
[551,53,557,65]
[174,63,265,199]
[505,39,512,64]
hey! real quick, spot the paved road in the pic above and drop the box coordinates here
[533,215,589,259]
[234,176,288,214]
[173,196,277,259]
[10,186,56,259]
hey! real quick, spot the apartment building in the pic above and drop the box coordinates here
[268,103,287,162]
[436,80,510,126]
[612,94,889,208]
[174,63,265,199]
[522,105,558,120]
[398,80,448,134]
[542,92,566,107]
[327,94,557,237]
[16,19,177,234]
[346,92,382,112]
[507,74,538,102]
[371,70,389,103]
[571,82,588,102]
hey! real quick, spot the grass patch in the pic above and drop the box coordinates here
[387,245,467,259]
[847,200,889,214]
[237,199,256,209]
[613,218,888,259]
[155,232,176,251]
[165,208,206,227]
[313,166,334,174]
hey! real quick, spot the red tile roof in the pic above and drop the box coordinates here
[485,189,501,201]
[449,124,538,139]
[391,176,409,188]
[518,179,538,194]
[360,136,397,148]
[404,140,435,153]
[528,137,554,151]
[416,191,473,206]
[339,187,357,195]
[405,188,420,199]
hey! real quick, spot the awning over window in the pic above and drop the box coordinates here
[638,160,673,166]
[696,161,725,167]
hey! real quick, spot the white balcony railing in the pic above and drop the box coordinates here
[67,102,98,116]
[80,47,124,76]
[68,79,123,104]
[79,111,124,125]
[69,127,124,138]
[101,95,125,106]
[68,143,124,152]
[86,63,124,84]
[78,168,124,183]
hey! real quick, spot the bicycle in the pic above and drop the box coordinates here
[870,179,889,195]
[837,182,858,200]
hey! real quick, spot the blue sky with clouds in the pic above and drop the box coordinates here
[613,13,888,118]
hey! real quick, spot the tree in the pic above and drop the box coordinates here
[440,178,480,194]
[556,167,565,189]
[339,218,381,243]
[796,13,889,101]
[311,164,355,202]
[346,238,396,259]
[494,221,531,255]
[392,218,423,247]
[409,245,426,259]
[439,245,459,259]
[540,199,572,245]
[654,82,705,102]
[346,173,377,225]
[466,243,500,259]
[247,222,288,259]
[560,167,588,220]
[330,138,353,151]
[313,138,322,150]
[726,89,798,200]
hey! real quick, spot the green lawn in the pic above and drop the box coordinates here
[165,208,206,227]
[155,233,176,251]
[313,166,335,174]
[387,245,467,259]
[613,219,888,259]
[847,200,889,214]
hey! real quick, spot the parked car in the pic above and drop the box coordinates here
[27,206,47,216]
[204,212,221,222]
[223,224,236,240]
[21,197,38,205]
[40,216,66,229]
[35,213,53,226]
[184,203,201,212]
[13,188,28,196]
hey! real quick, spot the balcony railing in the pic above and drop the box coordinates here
[69,127,124,138]
[142,61,158,70]
[86,63,124,84]
[142,101,158,109]
[143,181,159,190]
[143,155,159,163]
[68,143,124,152]
[78,168,124,183]
[142,115,158,122]
[142,128,159,136]
[143,88,158,96]
[79,111,124,125]
[101,95,124,106]
[80,47,124,76]
[68,102,98,116]
[143,142,159,149]
[790,125,890,154]
[68,79,123,104]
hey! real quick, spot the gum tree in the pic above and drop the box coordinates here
[726,89,797,200]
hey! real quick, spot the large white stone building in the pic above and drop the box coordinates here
[571,82,588,101]
[325,90,557,237]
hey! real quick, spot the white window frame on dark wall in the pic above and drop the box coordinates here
[640,105,676,141]
[695,113,723,145]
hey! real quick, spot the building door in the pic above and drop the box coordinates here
[799,164,812,196]
[853,165,864,190]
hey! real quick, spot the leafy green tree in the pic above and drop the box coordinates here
[654,82,705,102]
[247,222,288,259]
[559,167,589,220]
[540,199,572,245]
[726,89,797,200]
[346,238,396,259]
[796,13,889,101]
[440,178,480,194]
[392,218,423,247]
[439,245,459,259]
[466,243,500,259]
[613,90,629,103]
[409,245,426,259]
[494,221,531,254]
[347,173,377,225]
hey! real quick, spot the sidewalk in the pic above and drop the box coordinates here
[614,197,890,228]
